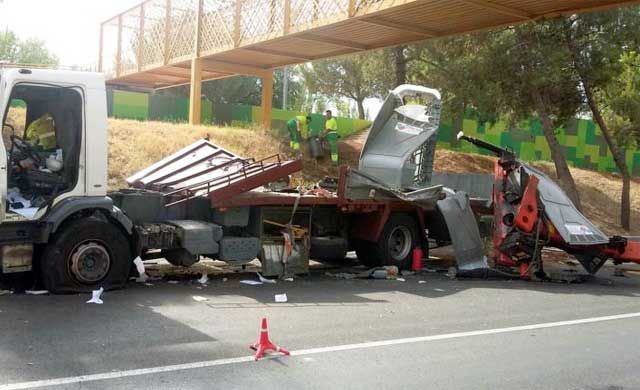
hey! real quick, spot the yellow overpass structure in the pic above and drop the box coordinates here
[100,0,639,127]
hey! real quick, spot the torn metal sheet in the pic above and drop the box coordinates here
[347,168,443,209]
[359,85,442,190]
[522,165,608,246]
[126,139,302,206]
[437,191,488,271]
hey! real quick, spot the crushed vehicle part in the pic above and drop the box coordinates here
[126,139,302,206]
[359,85,442,190]
[437,191,489,271]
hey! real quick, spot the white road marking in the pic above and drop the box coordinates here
[3,311,640,390]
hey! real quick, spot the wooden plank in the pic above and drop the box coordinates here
[189,57,203,125]
[194,0,204,57]
[284,0,291,34]
[200,59,270,77]
[457,0,532,20]
[261,70,274,129]
[138,4,145,72]
[294,34,370,50]
[242,47,314,61]
[164,0,172,65]
[234,0,243,47]
[360,17,440,37]
[116,15,123,77]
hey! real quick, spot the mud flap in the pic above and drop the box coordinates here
[437,191,488,271]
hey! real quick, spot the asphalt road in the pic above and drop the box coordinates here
[1,259,640,390]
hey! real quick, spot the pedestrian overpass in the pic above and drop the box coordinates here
[100,0,639,127]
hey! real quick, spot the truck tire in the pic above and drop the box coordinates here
[40,217,131,293]
[356,214,419,270]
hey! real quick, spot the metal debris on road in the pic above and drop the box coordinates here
[257,273,276,284]
[86,288,104,304]
[25,290,49,295]
[240,280,263,286]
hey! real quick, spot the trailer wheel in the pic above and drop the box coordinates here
[40,217,131,294]
[356,214,419,270]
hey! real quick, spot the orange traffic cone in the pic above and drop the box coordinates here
[250,318,290,360]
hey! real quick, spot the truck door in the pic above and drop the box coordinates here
[1,82,84,222]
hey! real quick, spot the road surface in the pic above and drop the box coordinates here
[1,260,640,389]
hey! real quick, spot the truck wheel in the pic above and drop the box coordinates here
[40,217,131,294]
[357,214,419,270]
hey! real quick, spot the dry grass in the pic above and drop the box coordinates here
[107,118,288,190]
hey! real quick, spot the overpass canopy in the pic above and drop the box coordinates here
[101,0,639,89]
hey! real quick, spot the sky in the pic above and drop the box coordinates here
[0,0,140,68]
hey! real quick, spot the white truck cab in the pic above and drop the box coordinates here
[0,68,132,292]
[0,68,109,220]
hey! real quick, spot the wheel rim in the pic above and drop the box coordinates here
[388,226,412,261]
[69,241,111,284]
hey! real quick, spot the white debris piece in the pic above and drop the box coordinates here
[197,273,209,285]
[434,288,445,292]
[0,289,12,296]
[167,280,180,285]
[86,288,104,304]
[418,280,427,284]
[396,278,406,282]
[240,280,263,286]
[25,290,49,296]
[133,257,149,283]
[192,295,208,302]
[284,277,294,282]
[275,293,288,303]
[257,273,276,284]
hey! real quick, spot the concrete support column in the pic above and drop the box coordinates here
[189,57,203,125]
[261,70,274,129]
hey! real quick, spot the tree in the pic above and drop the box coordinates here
[561,8,640,230]
[0,30,58,65]
[483,23,583,208]
[302,54,382,119]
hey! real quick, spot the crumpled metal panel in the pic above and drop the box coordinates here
[359,85,442,190]
[522,165,608,246]
[126,139,302,206]
[437,191,488,271]
[127,139,247,191]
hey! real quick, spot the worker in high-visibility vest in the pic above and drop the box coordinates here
[25,113,57,150]
[286,115,312,152]
[324,110,340,164]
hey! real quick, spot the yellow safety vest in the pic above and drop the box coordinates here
[296,115,310,139]
[26,113,56,150]
[325,117,338,132]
